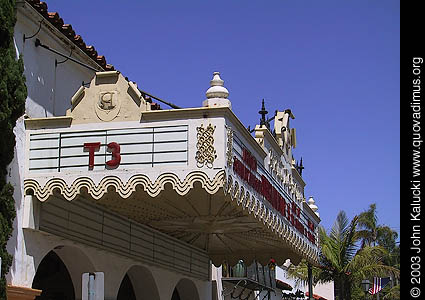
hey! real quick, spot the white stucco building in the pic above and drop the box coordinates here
[6,1,322,299]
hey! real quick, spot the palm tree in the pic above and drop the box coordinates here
[357,204,379,247]
[287,211,398,300]
[358,204,400,275]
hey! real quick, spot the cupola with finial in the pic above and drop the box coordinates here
[203,72,232,109]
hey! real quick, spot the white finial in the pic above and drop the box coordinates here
[308,196,319,217]
[203,72,231,109]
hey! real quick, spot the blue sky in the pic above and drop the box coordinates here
[47,0,400,236]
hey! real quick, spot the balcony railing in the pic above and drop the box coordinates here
[222,260,276,290]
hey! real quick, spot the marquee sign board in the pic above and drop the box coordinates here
[24,105,320,265]
[231,133,317,245]
[28,125,188,173]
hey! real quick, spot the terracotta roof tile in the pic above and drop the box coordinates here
[61,24,76,39]
[275,279,293,291]
[305,292,328,300]
[85,45,98,59]
[96,55,106,68]
[105,64,115,71]
[33,1,48,16]
[47,12,63,27]
[151,103,161,110]
[26,0,114,71]
[73,35,86,50]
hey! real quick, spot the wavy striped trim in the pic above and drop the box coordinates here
[24,170,226,202]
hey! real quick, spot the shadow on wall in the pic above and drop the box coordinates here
[31,244,96,300]
[117,265,161,300]
[32,251,74,300]
[173,278,200,300]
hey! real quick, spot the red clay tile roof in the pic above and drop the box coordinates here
[24,1,166,110]
[305,292,328,300]
[25,0,115,71]
[275,279,293,291]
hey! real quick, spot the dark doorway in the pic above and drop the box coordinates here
[171,288,181,300]
[32,251,75,300]
[117,273,136,300]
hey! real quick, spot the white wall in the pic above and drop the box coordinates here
[7,4,98,289]
[11,229,207,300]
[14,4,96,118]
[275,266,335,300]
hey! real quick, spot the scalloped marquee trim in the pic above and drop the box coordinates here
[24,170,226,202]
[224,174,320,265]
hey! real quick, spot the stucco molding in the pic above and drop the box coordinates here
[24,170,226,202]
[224,174,320,265]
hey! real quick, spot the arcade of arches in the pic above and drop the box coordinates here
[28,244,201,300]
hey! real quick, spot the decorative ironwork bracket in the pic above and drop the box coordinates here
[23,19,43,42]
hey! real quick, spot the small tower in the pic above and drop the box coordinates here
[308,196,320,218]
[203,72,231,109]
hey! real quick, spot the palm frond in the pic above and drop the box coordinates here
[330,211,350,241]
[286,259,333,287]
[347,246,400,281]
[383,285,400,300]
[340,216,359,266]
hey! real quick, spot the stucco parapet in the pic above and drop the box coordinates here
[24,116,73,129]
[254,125,284,157]
[141,106,267,160]
[291,166,306,188]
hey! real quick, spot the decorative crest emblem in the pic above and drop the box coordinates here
[95,91,121,121]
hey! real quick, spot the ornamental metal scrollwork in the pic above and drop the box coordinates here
[196,124,217,168]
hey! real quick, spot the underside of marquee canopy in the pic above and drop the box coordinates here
[27,171,319,267]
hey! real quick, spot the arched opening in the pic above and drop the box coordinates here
[117,274,136,300]
[116,265,160,300]
[32,251,75,300]
[173,278,200,300]
[171,288,181,300]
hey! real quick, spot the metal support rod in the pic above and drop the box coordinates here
[35,38,101,72]
[23,19,43,42]
[35,39,182,110]
[138,89,182,109]
[222,279,247,297]
[56,47,73,66]
[308,264,314,300]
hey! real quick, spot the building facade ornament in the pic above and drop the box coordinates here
[195,123,217,168]
[224,174,319,265]
[203,72,232,109]
[67,71,151,124]
[308,196,320,218]
[226,126,234,167]
[95,91,120,121]
[24,170,226,202]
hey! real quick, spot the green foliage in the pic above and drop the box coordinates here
[383,284,400,300]
[358,204,400,269]
[287,210,399,300]
[350,285,365,300]
[0,0,27,297]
